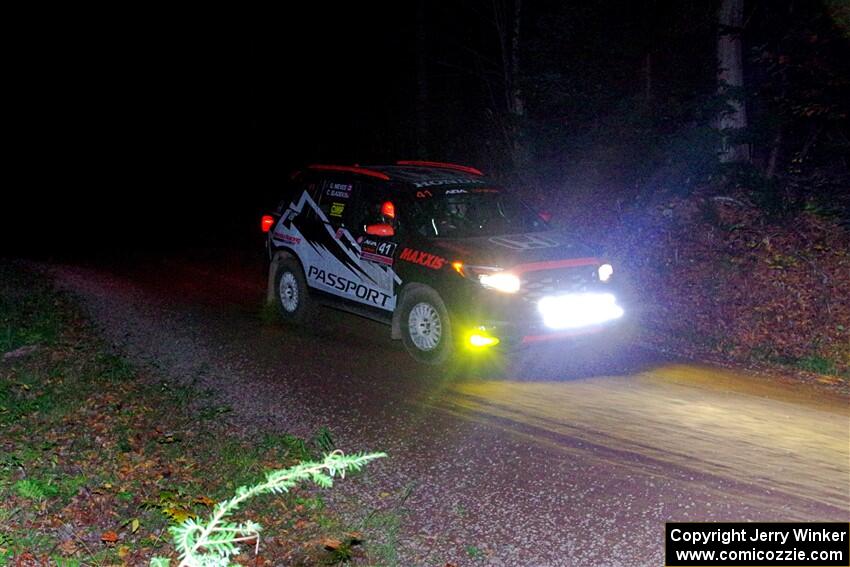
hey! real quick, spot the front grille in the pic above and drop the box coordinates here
[520,266,597,302]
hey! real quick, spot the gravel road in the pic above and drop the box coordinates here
[49,253,850,566]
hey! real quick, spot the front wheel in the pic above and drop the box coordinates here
[274,257,313,323]
[399,287,454,365]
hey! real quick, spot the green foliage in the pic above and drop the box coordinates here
[11,474,87,504]
[151,451,385,567]
[0,267,65,352]
[13,478,59,502]
[824,0,850,38]
[466,545,485,560]
[260,433,311,462]
[311,427,336,454]
[95,352,136,382]
[795,355,838,375]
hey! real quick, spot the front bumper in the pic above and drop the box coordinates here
[452,286,626,349]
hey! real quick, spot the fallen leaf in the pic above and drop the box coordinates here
[118,545,130,558]
[321,538,343,551]
[58,539,77,555]
[194,495,215,507]
[163,507,193,523]
[100,531,119,544]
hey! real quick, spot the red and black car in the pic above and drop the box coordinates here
[262,161,624,364]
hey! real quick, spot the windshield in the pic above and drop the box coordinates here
[410,188,547,238]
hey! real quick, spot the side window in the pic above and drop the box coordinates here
[304,177,322,202]
[278,174,322,214]
[353,186,399,235]
[317,178,356,228]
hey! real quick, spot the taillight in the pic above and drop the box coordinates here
[261,215,275,233]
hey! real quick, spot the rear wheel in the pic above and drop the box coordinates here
[399,287,454,365]
[274,258,313,323]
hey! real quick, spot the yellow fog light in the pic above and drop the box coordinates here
[469,333,500,348]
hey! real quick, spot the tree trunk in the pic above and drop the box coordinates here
[765,127,783,179]
[499,0,529,169]
[716,0,750,163]
[508,0,524,119]
[415,0,429,158]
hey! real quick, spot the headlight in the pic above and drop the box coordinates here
[598,263,613,282]
[478,272,521,293]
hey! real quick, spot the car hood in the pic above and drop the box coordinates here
[424,229,600,269]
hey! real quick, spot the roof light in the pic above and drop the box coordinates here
[308,164,390,180]
[598,263,614,282]
[261,215,275,233]
[381,200,395,219]
[396,160,483,176]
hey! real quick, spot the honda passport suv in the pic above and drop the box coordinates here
[262,161,625,364]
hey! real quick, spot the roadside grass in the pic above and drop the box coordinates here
[793,354,845,376]
[663,326,849,382]
[0,264,385,565]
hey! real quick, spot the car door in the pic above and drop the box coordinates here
[348,186,403,311]
[284,177,390,311]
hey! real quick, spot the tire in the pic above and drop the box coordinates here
[399,287,454,365]
[274,257,313,323]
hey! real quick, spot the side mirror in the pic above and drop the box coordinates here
[365,223,395,237]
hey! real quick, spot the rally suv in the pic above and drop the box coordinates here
[262,161,625,364]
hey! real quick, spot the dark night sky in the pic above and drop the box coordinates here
[10,5,420,249]
[7,1,847,255]
[9,4,457,253]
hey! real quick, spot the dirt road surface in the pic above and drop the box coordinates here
[50,253,849,566]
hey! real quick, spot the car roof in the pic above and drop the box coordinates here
[304,161,488,190]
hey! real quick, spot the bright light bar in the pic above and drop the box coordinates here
[538,293,624,330]
[598,263,614,282]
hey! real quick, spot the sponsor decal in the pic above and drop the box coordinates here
[360,238,397,266]
[307,266,391,308]
[415,189,433,199]
[412,177,486,188]
[330,202,345,217]
[445,188,468,194]
[272,232,302,245]
[399,247,445,270]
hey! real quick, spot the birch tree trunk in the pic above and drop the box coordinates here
[716,0,750,163]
